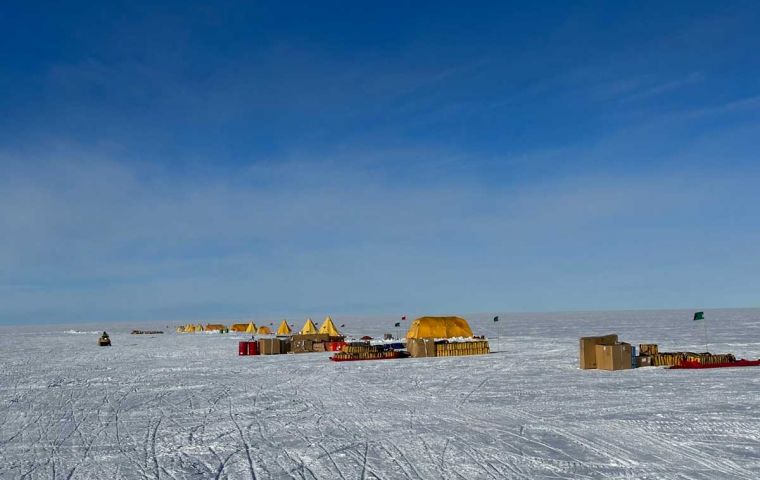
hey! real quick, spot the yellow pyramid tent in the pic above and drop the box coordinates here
[277,320,292,335]
[406,316,473,340]
[193,324,204,333]
[300,318,318,335]
[231,322,256,333]
[318,316,341,336]
[176,326,184,333]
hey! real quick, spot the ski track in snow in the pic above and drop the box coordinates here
[1,309,760,479]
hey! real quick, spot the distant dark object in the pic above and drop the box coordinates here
[360,335,373,341]
[98,332,111,346]
[383,333,393,340]
[340,324,345,328]
[131,330,164,335]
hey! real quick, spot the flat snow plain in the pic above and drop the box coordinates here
[1,309,760,479]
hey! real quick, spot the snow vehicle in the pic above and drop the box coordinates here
[98,332,111,347]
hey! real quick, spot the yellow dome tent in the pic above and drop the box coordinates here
[318,316,341,336]
[406,316,474,340]
[205,324,226,332]
[277,320,292,335]
[231,322,256,333]
[257,325,273,335]
[300,318,318,335]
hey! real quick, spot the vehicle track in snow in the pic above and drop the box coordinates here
[2,312,760,479]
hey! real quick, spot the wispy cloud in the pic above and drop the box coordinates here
[2,141,759,323]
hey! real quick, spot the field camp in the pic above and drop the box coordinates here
[3,1,760,479]
[2,309,759,479]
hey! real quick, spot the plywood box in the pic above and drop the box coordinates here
[595,343,632,371]
[639,344,658,356]
[258,338,282,355]
[579,334,618,369]
[408,338,437,358]
[636,355,653,368]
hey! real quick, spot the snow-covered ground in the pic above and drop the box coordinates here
[1,309,760,479]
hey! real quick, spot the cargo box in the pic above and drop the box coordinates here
[258,338,282,355]
[313,342,326,352]
[636,355,653,368]
[291,339,313,354]
[291,334,330,343]
[579,334,618,369]
[408,338,436,358]
[639,344,658,356]
[595,343,632,371]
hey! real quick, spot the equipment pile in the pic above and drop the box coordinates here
[330,342,407,362]
[581,335,753,370]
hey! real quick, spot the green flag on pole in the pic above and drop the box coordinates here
[493,316,499,322]
[693,311,704,321]
[394,322,400,327]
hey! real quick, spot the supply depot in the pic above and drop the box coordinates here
[236,316,490,362]
[580,334,757,371]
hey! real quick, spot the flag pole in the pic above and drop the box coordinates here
[704,315,708,353]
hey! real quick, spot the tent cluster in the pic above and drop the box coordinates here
[176,317,341,338]
[177,324,205,333]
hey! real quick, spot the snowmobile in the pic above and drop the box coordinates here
[98,332,111,347]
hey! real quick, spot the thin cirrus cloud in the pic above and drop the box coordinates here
[1,140,759,324]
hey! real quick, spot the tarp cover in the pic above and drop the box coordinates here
[205,324,226,331]
[277,320,292,335]
[257,326,273,335]
[300,318,318,335]
[406,316,474,340]
[318,316,341,336]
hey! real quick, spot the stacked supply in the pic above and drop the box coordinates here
[407,338,490,358]
[435,340,490,357]
[579,334,618,369]
[330,342,406,362]
[651,352,736,367]
[595,343,633,371]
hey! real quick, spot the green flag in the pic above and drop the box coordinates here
[693,311,704,321]
[493,316,499,322]
[394,322,400,327]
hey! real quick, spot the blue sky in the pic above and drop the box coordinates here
[1,1,759,324]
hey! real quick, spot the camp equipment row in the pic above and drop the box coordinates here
[649,352,736,367]
[330,342,407,362]
[435,341,490,357]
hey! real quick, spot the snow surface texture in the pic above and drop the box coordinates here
[1,309,760,479]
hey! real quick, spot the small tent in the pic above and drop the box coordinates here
[175,326,184,333]
[205,324,226,332]
[406,316,474,340]
[231,322,256,333]
[257,325,273,335]
[277,320,292,335]
[192,324,204,333]
[300,318,318,335]
[318,316,341,336]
